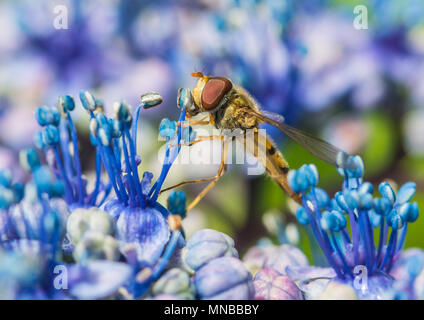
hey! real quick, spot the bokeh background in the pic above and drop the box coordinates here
[0,0,423,258]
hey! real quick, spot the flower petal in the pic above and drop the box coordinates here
[116,206,170,266]
[69,261,131,300]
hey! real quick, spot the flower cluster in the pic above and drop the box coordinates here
[1,89,181,298]
[0,87,257,300]
[286,153,420,299]
[150,229,254,300]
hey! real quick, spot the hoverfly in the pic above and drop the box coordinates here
[161,72,350,211]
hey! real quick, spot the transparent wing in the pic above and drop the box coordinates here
[260,110,285,123]
[243,108,349,168]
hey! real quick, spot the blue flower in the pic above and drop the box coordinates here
[68,260,132,300]
[1,88,195,299]
[1,152,68,250]
[194,257,255,300]
[34,95,112,209]
[66,89,192,297]
[0,158,72,299]
[253,268,303,300]
[151,268,194,300]
[288,154,420,299]
[66,207,119,263]
[183,229,238,273]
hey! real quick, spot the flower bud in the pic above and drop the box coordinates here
[263,244,308,275]
[177,88,193,109]
[379,181,396,205]
[159,118,177,139]
[253,268,302,300]
[183,229,238,272]
[288,170,309,193]
[296,207,310,226]
[396,182,416,204]
[58,94,75,113]
[69,261,131,300]
[373,197,392,216]
[194,257,254,300]
[359,182,374,195]
[73,231,120,263]
[167,190,186,218]
[140,92,163,109]
[42,125,60,146]
[19,148,41,172]
[152,268,194,300]
[388,210,404,230]
[408,202,419,223]
[66,208,114,244]
[80,90,97,111]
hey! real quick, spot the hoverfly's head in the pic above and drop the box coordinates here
[190,72,233,115]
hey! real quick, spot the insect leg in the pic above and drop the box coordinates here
[170,135,221,148]
[186,137,230,212]
[159,135,224,194]
[180,114,211,127]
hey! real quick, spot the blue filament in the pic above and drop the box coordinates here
[89,151,102,206]
[121,133,137,207]
[289,156,419,282]
[124,129,144,207]
[53,146,73,203]
[66,112,85,204]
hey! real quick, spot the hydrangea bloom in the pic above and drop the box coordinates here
[61,90,194,297]
[0,88,198,299]
[287,153,420,299]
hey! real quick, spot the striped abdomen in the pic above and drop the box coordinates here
[242,130,301,204]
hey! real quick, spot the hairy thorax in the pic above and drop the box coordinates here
[212,89,259,131]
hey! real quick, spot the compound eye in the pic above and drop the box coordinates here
[201,77,232,111]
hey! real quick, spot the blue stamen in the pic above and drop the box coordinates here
[104,146,128,204]
[53,146,73,203]
[151,230,181,281]
[302,196,343,278]
[290,155,419,286]
[89,151,102,206]
[376,215,385,264]
[124,129,144,207]
[330,232,353,278]
[380,229,398,270]
[97,142,124,203]
[358,210,374,272]
[98,183,112,207]
[135,229,182,297]
[341,228,351,244]
[59,122,75,179]
[397,224,408,253]
[121,133,136,207]
[131,105,143,154]
[66,112,85,204]
[112,140,122,172]
[150,108,186,202]
[151,138,171,202]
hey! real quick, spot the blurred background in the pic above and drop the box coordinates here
[0,0,423,257]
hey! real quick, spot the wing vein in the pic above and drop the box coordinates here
[243,108,348,167]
